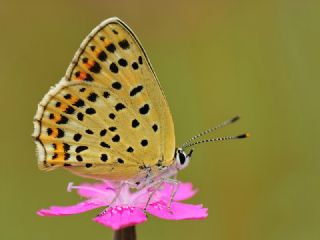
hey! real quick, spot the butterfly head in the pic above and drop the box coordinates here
[175,148,194,170]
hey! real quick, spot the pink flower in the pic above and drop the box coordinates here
[37,181,208,230]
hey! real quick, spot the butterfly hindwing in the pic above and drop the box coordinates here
[33,18,175,181]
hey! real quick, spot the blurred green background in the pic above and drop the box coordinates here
[1,0,319,239]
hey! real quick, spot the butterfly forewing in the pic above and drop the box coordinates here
[33,18,175,181]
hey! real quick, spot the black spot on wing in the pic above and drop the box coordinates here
[89,62,101,73]
[115,103,126,111]
[118,39,130,49]
[64,94,71,99]
[139,104,150,115]
[130,85,143,96]
[117,158,124,164]
[76,155,83,161]
[77,112,84,121]
[85,163,92,168]
[103,91,110,98]
[141,139,148,147]
[75,146,88,153]
[152,124,158,132]
[100,129,107,137]
[100,141,110,148]
[85,129,94,135]
[132,119,140,128]
[127,146,134,153]
[75,71,80,78]
[57,128,64,138]
[56,115,68,124]
[100,154,108,162]
[118,58,128,67]
[110,63,119,73]
[98,51,107,61]
[47,128,53,136]
[109,113,116,119]
[73,133,82,142]
[86,108,96,115]
[108,127,117,132]
[65,106,75,114]
[112,82,122,90]
[106,43,116,53]
[87,92,98,102]
[112,134,120,142]
[132,62,139,70]
[85,73,94,82]
[64,153,70,160]
[63,143,70,152]
[73,99,85,108]
[76,72,93,82]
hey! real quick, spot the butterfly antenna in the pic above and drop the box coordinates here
[181,115,240,148]
[182,133,250,149]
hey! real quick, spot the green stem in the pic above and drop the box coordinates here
[113,226,136,240]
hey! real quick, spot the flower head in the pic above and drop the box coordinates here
[37,181,208,230]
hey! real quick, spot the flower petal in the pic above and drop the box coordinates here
[160,182,197,201]
[148,201,208,220]
[76,182,115,199]
[94,206,147,230]
[37,200,106,216]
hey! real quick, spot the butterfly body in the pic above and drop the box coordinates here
[33,17,176,183]
[33,17,248,187]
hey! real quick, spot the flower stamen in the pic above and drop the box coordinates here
[67,182,116,197]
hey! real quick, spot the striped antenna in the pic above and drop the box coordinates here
[181,115,240,149]
[182,133,250,149]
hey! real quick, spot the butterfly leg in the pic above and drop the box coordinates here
[161,178,179,213]
[142,177,179,213]
[96,181,125,217]
[143,180,164,214]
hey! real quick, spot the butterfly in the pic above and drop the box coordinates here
[33,17,248,189]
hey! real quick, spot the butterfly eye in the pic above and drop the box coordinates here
[175,149,190,170]
[178,152,186,165]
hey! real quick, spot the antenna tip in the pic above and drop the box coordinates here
[237,133,250,139]
[231,115,240,123]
